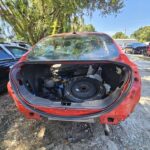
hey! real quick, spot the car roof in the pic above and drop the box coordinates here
[0,43,11,46]
[128,42,146,45]
[0,43,28,50]
[49,32,108,38]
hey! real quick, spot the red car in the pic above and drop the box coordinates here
[146,44,150,56]
[8,32,141,126]
[143,43,150,56]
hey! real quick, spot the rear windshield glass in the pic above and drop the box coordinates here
[28,34,119,61]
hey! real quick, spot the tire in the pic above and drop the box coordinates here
[0,81,7,94]
[143,50,149,56]
[143,51,146,56]
[0,85,7,93]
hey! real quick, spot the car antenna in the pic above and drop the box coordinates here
[73,31,76,34]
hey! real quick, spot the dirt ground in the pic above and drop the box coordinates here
[0,54,150,150]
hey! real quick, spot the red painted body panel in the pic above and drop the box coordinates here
[7,32,141,124]
[147,46,150,56]
[7,73,141,124]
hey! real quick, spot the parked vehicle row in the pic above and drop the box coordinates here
[0,43,28,92]
[125,42,147,54]
[124,42,150,56]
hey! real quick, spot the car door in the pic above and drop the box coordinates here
[0,46,16,89]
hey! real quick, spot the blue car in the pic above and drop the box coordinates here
[125,43,147,54]
[0,43,28,92]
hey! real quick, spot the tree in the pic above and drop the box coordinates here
[0,0,124,45]
[80,24,95,32]
[131,26,150,42]
[0,19,15,38]
[70,18,95,32]
[0,21,6,42]
[112,32,128,39]
[0,27,4,42]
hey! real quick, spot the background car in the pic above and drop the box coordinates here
[125,42,147,54]
[8,32,141,126]
[0,43,28,92]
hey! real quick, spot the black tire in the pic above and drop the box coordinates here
[0,85,7,94]
[104,130,110,136]
[0,81,7,94]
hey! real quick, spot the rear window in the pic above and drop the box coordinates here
[28,34,119,61]
[0,48,12,60]
[6,46,27,58]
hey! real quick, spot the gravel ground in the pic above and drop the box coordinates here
[0,54,150,150]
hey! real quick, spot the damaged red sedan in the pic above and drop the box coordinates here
[8,32,141,125]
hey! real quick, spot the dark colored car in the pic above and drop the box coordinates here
[0,44,28,92]
[125,42,147,54]
[8,32,141,126]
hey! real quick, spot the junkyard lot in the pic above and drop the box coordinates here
[0,54,150,150]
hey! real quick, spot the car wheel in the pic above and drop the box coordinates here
[143,51,146,56]
[0,84,7,93]
[141,50,145,55]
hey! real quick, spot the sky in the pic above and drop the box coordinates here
[84,0,150,36]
